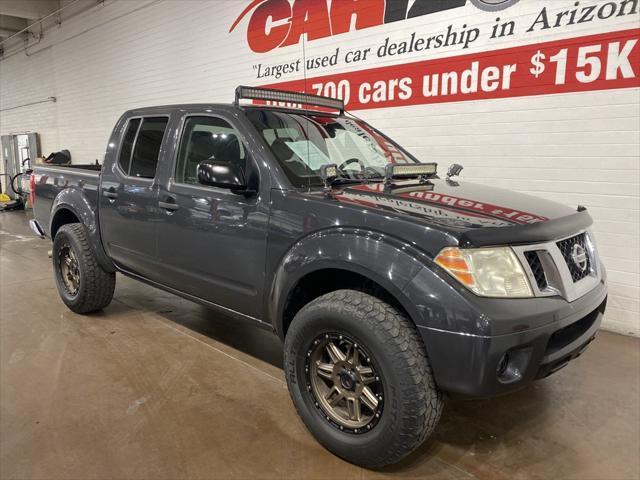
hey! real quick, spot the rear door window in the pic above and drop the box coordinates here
[118,118,141,174]
[129,117,168,179]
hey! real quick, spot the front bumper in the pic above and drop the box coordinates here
[29,219,45,238]
[417,278,607,397]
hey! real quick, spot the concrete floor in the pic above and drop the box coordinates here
[1,210,638,480]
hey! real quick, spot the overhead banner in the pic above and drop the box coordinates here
[261,29,640,110]
[229,0,640,110]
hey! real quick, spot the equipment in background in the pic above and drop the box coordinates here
[0,168,32,211]
[43,149,71,165]
[1,133,40,206]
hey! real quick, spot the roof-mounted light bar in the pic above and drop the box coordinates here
[385,163,438,184]
[235,86,344,114]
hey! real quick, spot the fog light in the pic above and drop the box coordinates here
[497,353,509,376]
[496,347,533,384]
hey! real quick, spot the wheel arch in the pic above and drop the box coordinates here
[50,191,115,272]
[50,207,81,239]
[268,228,428,340]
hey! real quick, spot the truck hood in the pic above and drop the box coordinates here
[328,179,591,246]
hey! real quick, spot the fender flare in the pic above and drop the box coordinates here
[268,227,431,339]
[51,189,115,273]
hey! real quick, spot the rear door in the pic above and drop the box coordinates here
[99,115,170,278]
[154,112,270,319]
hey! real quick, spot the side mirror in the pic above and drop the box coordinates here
[446,163,464,178]
[197,161,246,191]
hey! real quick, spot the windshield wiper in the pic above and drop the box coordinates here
[329,176,384,186]
[328,177,369,186]
[317,163,385,187]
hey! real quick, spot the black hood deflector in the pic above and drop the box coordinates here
[458,210,593,247]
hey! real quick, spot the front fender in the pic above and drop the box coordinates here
[51,189,115,272]
[269,228,430,339]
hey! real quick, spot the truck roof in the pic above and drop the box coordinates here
[123,86,345,118]
[123,103,238,115]
[123,103,342,118]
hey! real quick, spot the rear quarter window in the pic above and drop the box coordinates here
[129,117,168,178]
[117,117,168,179]
[118,118,141,174]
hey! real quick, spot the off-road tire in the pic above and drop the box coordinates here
[52,223,115,314]
[284,289,444,468]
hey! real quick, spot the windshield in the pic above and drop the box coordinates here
[245,109,419,187]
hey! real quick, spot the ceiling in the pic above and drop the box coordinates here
[0,0,61,43]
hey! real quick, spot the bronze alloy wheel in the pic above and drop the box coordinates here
[306,333,383,433]
[285,290,444,467]
[52,223,116,314]
[59,244,80,296]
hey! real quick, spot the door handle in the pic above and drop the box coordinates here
[103,187,118,201]
[158,197,179,212]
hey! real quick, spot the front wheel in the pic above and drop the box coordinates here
[52,223,115,314]
[284,290,443,468]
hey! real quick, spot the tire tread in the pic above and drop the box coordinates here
[285,289,444,468]
[54,223,115,313]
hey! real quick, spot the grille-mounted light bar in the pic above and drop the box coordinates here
[385,162,438,183]
[235,86,344,113]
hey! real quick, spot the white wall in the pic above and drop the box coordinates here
[1,0,638,335]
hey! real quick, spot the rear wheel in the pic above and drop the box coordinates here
[53,223,115,314]
[284,289,443,468]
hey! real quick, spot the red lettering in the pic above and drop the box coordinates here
[235,0,386,53]
[247,0,291,53]
[330,0,385,35]
[282,0,332,47]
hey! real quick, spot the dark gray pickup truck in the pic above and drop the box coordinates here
[31,86,607,468]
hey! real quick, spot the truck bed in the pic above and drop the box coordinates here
[32,163,102,239]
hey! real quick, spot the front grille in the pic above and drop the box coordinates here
[524,251,547,290]
[556,233,591,282]
[536,299,606,379]
[513,231,600,301]
[546,307,598,354]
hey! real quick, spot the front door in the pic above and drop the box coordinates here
[99,116,170,279]
[155,113,270,319]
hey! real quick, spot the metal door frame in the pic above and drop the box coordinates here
[1,132,40,198]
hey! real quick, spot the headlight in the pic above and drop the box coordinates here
[585,229,600,273]
[435,246,533,298]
